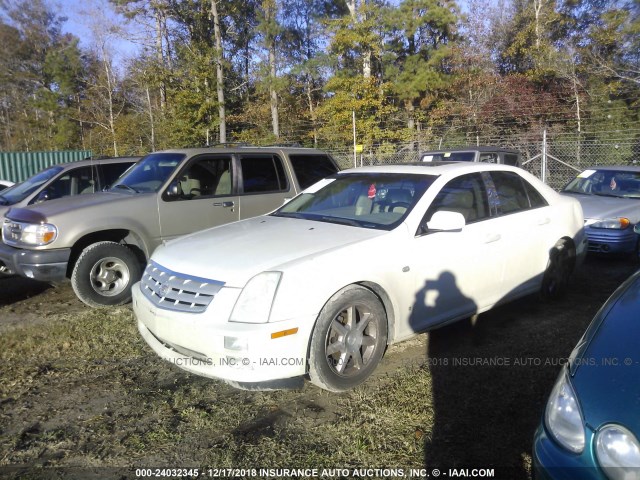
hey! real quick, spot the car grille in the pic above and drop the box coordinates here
[140,260,225,313]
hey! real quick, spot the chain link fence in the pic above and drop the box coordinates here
[325,133,640,191]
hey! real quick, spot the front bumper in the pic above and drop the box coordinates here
[585,226,637,255]
[133,283,316,385]
[0,241,70,281]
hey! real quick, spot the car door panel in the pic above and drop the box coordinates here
[158,156,239,241]
[406,173,505,333]
[488,171,553,297]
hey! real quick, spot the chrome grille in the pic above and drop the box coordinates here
[140,260,224,313]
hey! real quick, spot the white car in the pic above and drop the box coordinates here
[133,163,587,392]
[0,180,14,192]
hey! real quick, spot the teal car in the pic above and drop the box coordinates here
[533,270,640,479]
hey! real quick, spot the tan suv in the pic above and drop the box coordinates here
[0,146,339,307]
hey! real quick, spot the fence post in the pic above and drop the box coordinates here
[542,128,547,184]
[352,110,357,168]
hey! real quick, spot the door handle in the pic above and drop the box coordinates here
[213,201,235,207]
[538,217,550,225]
[485,233,501,244]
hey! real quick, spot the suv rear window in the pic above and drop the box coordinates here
[101,162,135,189]
[240,155,288,193]
[289,154,339,190]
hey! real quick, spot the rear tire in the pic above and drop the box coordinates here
[308,285,387,392]
[71,241,142,308]
[541,240,575,300]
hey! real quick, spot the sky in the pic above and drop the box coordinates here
[56,0,145,69]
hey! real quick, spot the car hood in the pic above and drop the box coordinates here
[5,191,149,222]
[152,215,387,287]
[570,272,640,433]
[564,193,640,222]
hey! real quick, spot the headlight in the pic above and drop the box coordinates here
[596,425,640,480]
[590,218,630,229]
[545,368,585,453]
[229,272,282,324]
[2,220,57,246]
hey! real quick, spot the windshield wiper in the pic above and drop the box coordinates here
[272,212,307,219]
[112,184,139,193]
[318,216,362,227]
[593,192,621,198]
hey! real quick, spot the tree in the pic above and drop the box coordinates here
[210,0,226,142]
[0,0,84,150]
[258,0,281,138]
[383,0,459,132]
[498,0,569,80]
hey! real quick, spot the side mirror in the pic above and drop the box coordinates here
[426,211,465,232]
[35,189,50,204]
[166,180,180,198]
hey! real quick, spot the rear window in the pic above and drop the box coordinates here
[289,154,339,190]
[100,162,136,189]
[421,152,476,162]
[504,154,520,166]
[240,155,288,193]
[491,171,533,214]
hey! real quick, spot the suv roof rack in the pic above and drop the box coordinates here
[206,142,253,148]
[262,142,305,148]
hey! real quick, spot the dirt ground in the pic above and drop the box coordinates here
[0,256,638,480]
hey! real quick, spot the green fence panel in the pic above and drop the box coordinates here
[0,150,92,183]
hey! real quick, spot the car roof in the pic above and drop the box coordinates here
[579,165,640,173]
[338,161,524,176]
[156,146,332,155]
[51,156,140,170]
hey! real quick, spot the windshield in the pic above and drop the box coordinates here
[422,152,475,162]
[562,169,640,199]
[0,166,63,206]
[273,172,436,230]
[110,153,185,193]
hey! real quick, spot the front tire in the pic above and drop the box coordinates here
[71,241,142,308]
[308,285,388,392]
[541,240,575,300]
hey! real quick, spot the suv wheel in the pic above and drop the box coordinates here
[71,241,142,307]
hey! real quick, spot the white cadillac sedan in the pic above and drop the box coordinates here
[133,163,587,392]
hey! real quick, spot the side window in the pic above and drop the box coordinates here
[491,171,532,215]
[289,154,339,190]
[42,166,97,201]
[175,157,232,200]
[424,173,490,225]
[479,152,498,163]
[100,162,135,189]
[523,179,548,208]
[504,154,519,166]
[240,155,288,194]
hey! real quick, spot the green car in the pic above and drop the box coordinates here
[533,269,640,479]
